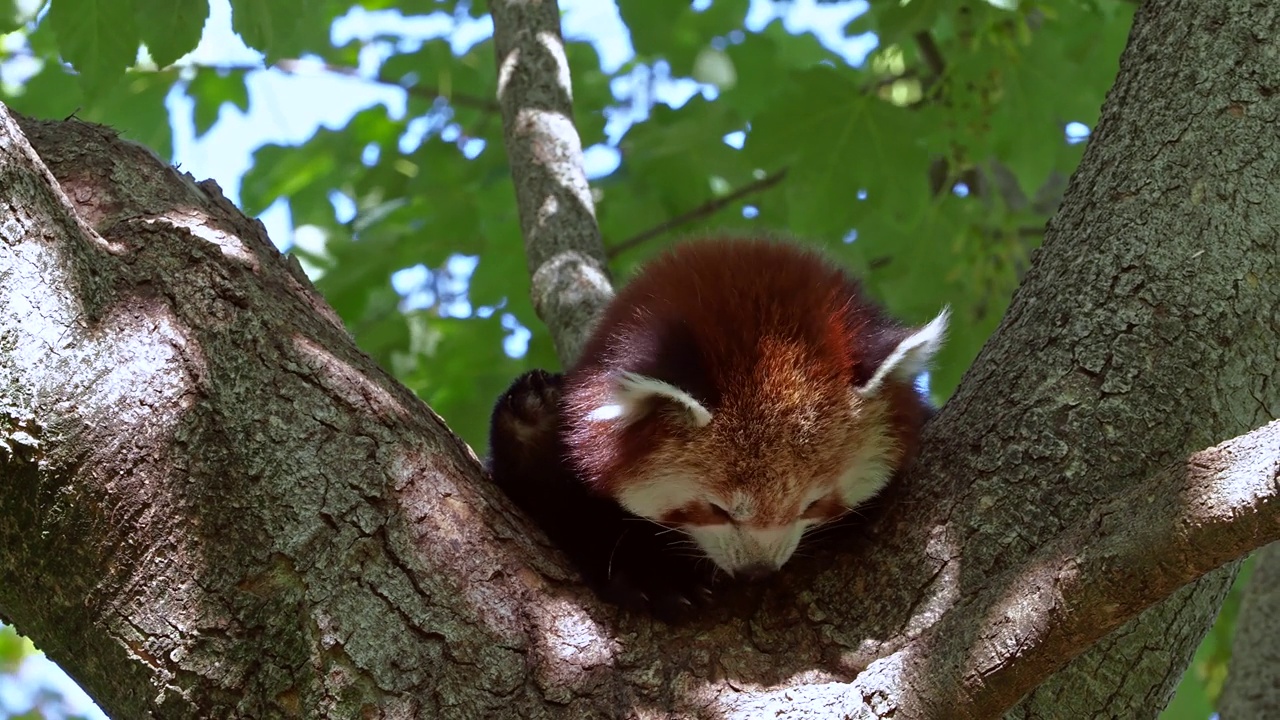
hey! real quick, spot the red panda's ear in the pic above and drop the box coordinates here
[856,308,949,397]
[585,371,714,428]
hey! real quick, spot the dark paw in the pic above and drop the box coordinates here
[493,369,563,440]
[489,370,715,621]
[488,369,566,475]
[593,528,717,622]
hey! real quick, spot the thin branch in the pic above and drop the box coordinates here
[491,0,611,367]
[913,31,946,80]
[606,168,788,259]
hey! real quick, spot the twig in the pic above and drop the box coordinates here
[913,31,946,79]
[606,168,788,259]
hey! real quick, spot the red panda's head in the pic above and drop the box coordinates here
[561,238,946,578]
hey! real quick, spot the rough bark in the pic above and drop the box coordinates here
[1219,542,1280,717]
[1002,1,1280,713]
[0,110,585,718]
[0,0,1277,718]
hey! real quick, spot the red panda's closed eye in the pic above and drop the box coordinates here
[706,502,735,524]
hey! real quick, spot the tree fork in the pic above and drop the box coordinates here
[0,0,1278,716]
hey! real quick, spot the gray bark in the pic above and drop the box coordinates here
[0,110,564,718]
[491,0,612,367]
[0,0,1278,716]
[1005,1,1280,712]
[1219,543,1280,718]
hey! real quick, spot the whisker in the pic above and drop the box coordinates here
[806,523,850,538]
[622,516,685,535]
[607,528,630,581]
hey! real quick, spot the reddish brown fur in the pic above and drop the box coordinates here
[560,237,930,524]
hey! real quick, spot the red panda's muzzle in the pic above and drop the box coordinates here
[685,521,811,576]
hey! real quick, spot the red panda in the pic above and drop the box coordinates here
[488,236,946,618]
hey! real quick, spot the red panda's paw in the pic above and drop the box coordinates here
[596,531,717,622]
[613,577,715,623]
[488,369,565,475]
[492,369,563,444]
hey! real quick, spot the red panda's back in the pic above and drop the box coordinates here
[570,237,900,407]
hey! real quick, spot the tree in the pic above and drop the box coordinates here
[1,0,1277,718]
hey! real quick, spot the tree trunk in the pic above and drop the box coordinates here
[1219,543,1280,717]
[1,0,1278,717]
[0,110,578,718]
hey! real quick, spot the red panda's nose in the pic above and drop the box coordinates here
[737,563,778,581]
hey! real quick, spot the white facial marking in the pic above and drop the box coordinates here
[803,488,828,507]
[585,372,713,427]
[687,522,812,574]
[858,307,949,397]
[837,460,893,510]
[835,420,896,510]
[615,472,702,519]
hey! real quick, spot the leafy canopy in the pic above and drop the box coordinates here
[4,0,1139,449]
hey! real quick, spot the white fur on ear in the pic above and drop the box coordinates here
[585,371,713,427]
[857,308,949,397]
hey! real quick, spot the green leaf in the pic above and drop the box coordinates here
[848,0,946,44]
[617,0,749,75]
[762,18,845,69]
[619,0,698,65]
[0,625,31,672]
[86,70,178,159]
[567,40,610,146]
[243,136,347,216]
[228,0,305,59]
[468,234,529,310]
[1161,636,1217,720]
[719,32,783,119]
[2,63,85,119]
[397,314,524,451]
[618,98,753,225]
[48,0,141,97]
[4,65,174,159]
[0,0,20,33]
[379,36,499,118]
[135,0,209,68]
[187,68,250,138]
[746,66,930,238]
[943,2,1133,207]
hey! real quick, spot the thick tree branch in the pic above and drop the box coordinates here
[491,0,611,367]
[1219,541,1280,716]
[0,106,590,717]
[907,1,1280,713]
[913,421,1280,718]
